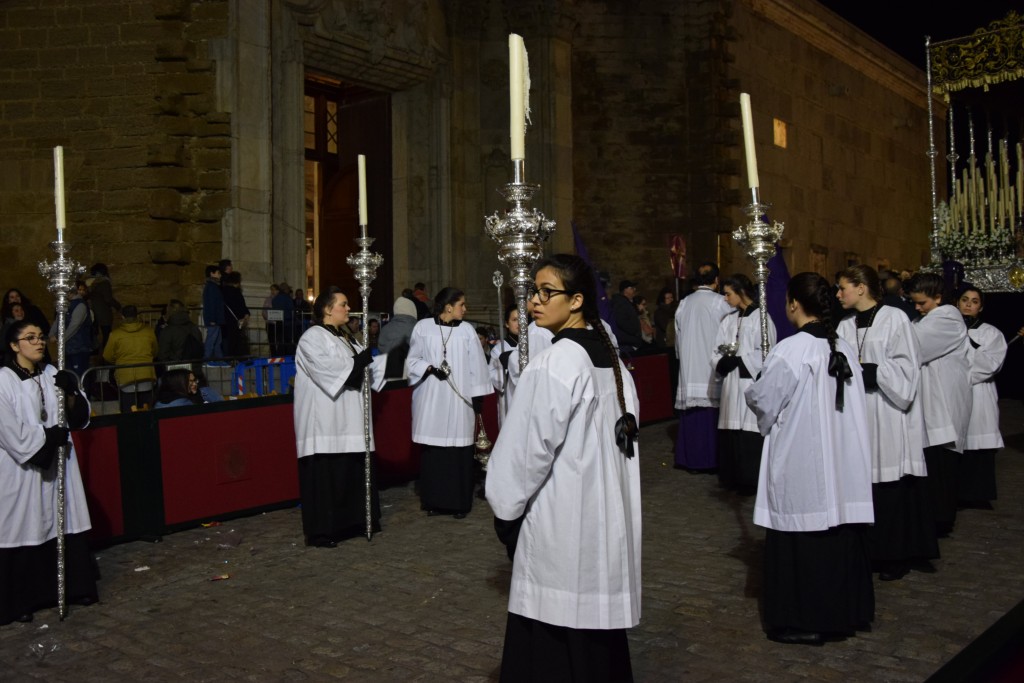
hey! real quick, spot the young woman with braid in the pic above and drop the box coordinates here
[487,254,641,682]
[836,265,938,581]
[908,273,972,537]
[745,272,874,645]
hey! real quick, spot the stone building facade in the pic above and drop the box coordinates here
[0,0,933,322]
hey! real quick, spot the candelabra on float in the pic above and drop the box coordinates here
[346,154,383,542]
[39,146,85,619]
[736,94,784,360]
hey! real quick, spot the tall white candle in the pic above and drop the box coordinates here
[53,146,66,241]
[739,93,759,189]
[509,34,526,161]
[357,154,368,230]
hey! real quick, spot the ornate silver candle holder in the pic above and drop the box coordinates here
[484,160,556,370]
[38,239,85,619]
[732,188,784,360]
[347,233,383,541]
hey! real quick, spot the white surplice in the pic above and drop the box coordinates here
[745,329,874,532]
[490,337,515,423]
[506,323,555,395]
[965,322,1006,450]
[0,365,92,547]
[486,330,641,630]
[293,326,388,457]
[407,318,493,447]
[711,306,775,432]
[674,288,732,409]
[837,305,928,483]
[913,305,972,453]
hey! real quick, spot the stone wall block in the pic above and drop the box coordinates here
[155,39,193,61]
[149,187,186,220]
[102,189,151,212]
[153,0,192,21]
[147,141,186,166]
[148,240,190,264]
[7,8,56,29]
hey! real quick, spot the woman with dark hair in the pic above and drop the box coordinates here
[957,286,1006,508]
[836,265,937,581]
[490,305,520,424]
[712,273,775,495]
[907,273,972,537]
[652,287,677,348]
[487,254,641,680]
[2,289,51,338]
[407,287,492,518]
[0,320,98,625]
[154,369,202,408]
[744,272,874,645]
[86,264,119,348]
[292,285,396,547]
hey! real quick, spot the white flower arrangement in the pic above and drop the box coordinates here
[936,201,1015,263]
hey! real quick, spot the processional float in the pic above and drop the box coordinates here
[40,146,86,619]
[927,11,1024,291]
[346,154,383,541]
[733,94,784,361]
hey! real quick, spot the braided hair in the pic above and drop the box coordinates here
[787,272,852,410]
[531,254,638,454]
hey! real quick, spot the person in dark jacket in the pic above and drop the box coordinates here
[158,300,203,363]
[87,264,120,348]
[222,271,250,357]
[611,280,645,352]
[202,265,225,359]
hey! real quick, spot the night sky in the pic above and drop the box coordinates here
[818,1,1021,70]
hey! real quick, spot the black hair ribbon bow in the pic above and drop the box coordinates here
[827,350,853,411]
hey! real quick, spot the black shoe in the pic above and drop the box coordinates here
[305,537,337,548]
[767,628,823,646]
[879,566,909,582]
[70,595,99,606]
[910,559,937,574]
[14,613,33,623]
[453,512,467,520]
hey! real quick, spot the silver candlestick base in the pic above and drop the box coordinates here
[732,188,784,361]
[484,159,556,371]
[346,232,383,541]
[38,239,85,621]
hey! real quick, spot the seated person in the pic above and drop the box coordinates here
[154,369,202,409]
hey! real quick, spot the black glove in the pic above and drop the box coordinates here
[472,396,484,415]
[343,348,374,390]
[494,515,525,562]
[861,362,879,391]
[969,338,980,350]
[28,426,70,470]
[384,342,409,378]
[716,355,741,376]
[54,370,80,393]
[428,366,448,381]
[498,350,513,371]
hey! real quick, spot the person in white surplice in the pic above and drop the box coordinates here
[673,262,731,471]
[956,286,1006,508]
[0,320,98,625]
[745,272,874,645]
[836,265,938,581]
[711,273,775,495]
[908,273,972,537]
[487,254,641,681]
[407,287,492,518]
[293,286,396,548]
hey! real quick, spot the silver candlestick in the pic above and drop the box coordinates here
[346,230,383,541]
[38,239,85,619]
[493,270,505,344]
[484,159,556,370]
[732,188,784,361]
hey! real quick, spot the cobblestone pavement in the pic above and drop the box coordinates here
[2,401,1023,682]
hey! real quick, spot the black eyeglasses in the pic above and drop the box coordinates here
[527,286,572,304]
[17,335,45,344]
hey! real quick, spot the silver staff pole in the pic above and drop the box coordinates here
[493,270,505,343]
[485,159,556,370]
[38,148,85,619]
[733,189,784,361]
[346,229,382,541]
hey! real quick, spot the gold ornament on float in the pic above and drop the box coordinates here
[1008,265,1024,289]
